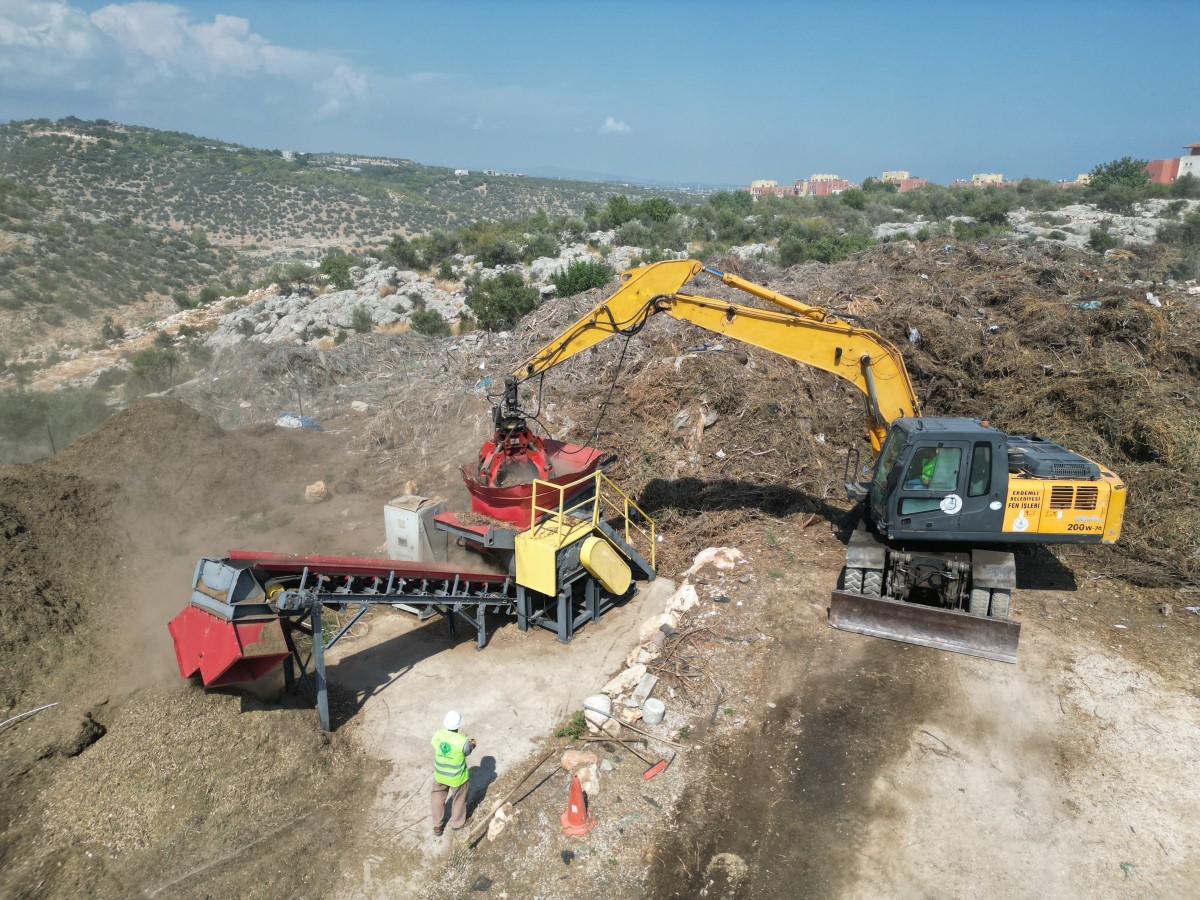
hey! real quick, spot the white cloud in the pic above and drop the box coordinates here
[0,1,372,113]
[0,1,606,160]
[90,2,187,62]
[599,116,631,135]
[317,64,368,116]
[0,1,101,77]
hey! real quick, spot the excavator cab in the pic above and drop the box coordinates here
[867,418,1011,544]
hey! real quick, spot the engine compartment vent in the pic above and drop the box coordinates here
[1007,436,1101,480]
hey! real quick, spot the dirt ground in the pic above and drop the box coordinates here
[3,240,1199,898]
[2,398,1197,900]
[424,521,1199,900]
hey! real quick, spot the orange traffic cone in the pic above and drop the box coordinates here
[560,773,596,836]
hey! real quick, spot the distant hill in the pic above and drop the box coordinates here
[0,118,679,251]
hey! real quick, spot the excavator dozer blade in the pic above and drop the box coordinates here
[829,590,1021,664]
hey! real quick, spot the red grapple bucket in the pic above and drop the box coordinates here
[462,439,603,529]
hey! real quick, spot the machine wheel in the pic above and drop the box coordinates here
[989,590,1011,619]
[843,568,863,593]
[862,569,883,597]
[968,587,990,617]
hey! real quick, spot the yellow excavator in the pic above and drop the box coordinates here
[490,258,1125,662]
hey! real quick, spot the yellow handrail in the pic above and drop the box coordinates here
[529,472,656,570]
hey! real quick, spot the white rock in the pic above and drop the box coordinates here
[602,664,647,698]
[682,547,745,577]
[666,583,700,615]
[576,762,600,797]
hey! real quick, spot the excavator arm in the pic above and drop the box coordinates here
[512,258,919,452]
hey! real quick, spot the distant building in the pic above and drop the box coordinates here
[882,170,910,183]
[748,180,795,199]
[972,173,1004,186]
[801,174,855,196]
[882,171,928,192]
[1056,173,1091,189]
[1147,158,1180,184]
[1180,144,1200,180]
[1143,143,1200,184]
[281,150,296,161]
[454,169,469,176]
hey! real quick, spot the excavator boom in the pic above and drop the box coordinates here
[514,259,919,451]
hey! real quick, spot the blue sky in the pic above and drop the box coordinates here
[2,0,1197,186]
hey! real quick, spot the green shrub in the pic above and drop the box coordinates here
[638,197,676,224]
[350,305,373,333]
[410,308,450,336]
[127,346,180,394]
[600,195,637,229]
[197,284,222,304]
[1169,173,1200,199]
[334,329,348,345]
[615,220,653,247]
[1086,157,1153,214]
[100,316,125,342]
[1048,230,1068,242]
[437,259,455,280]
[466,271,539,331]
[1088,156,1151,193]
[1088,228,1118,252]
[840,189,867,210]
[632,248,669,266]
[967,193,1014,226]
[386,233,424,269]
[778,231,871,266]
[477,240,520,268]
[952,220,1000,241]
[1158,209,1200,249]
[41,308,63,325]
[283,260,314,282]
[522,232,560,262]
[93,367,128,390]
[554,711,587,739]
[320,254,354,290]
[552,259,614,297]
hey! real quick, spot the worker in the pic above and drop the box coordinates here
[430,710,476,836]
[905,448,939,489]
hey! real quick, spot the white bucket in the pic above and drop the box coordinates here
[642,697,666,726]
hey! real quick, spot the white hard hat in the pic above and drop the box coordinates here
[443,710,462,731]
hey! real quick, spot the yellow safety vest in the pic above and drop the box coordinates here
[431,727,469,787]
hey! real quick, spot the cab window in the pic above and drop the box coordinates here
[968,442,992,497]
[902,446,961,491]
